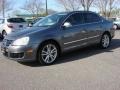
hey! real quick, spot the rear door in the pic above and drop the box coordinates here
[61,13,88,50]
[82,12,103,44]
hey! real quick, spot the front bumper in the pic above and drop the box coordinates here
[1,44,38,62]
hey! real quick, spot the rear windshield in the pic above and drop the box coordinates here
[7,18,26,23]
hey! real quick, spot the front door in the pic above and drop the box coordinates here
[61,13,88,50]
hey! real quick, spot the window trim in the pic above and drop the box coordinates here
[60,12,103,29]
[61,12,84,28]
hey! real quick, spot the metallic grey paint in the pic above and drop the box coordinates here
[1,11,115,62]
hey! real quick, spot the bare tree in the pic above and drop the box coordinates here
[0,0,13,17]
[94,0,119,17]
[79,0,94,11]
[110,8,120,17]
[57,0,80,11]
[22,0,44,17]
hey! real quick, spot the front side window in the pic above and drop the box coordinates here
[65,13,84,26]
[34,13,67,27]
[83,13,101,23]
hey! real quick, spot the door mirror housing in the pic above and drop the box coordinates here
[62,22,72,29]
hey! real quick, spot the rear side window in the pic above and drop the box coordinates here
[65,13,84,25]
[83,13,101,23]
[0,19,4,24]
[7,18,26,23]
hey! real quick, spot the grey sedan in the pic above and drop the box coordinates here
[1,11,115,65]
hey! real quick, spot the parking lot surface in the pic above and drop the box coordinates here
[0,30,120,90]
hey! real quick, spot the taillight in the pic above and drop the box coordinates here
[7,25,13,28]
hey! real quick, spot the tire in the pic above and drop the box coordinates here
[37,41,59,65]
[2,30,7,39]
[100,33,111,49]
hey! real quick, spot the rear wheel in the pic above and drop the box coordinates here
[37,42,59,65]
[100,33,111,49]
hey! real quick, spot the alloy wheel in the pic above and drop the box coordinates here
[41,44,58,64]
[102,34,110,48]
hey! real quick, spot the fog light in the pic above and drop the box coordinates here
[26,49,33,56]
[27,49,33,53]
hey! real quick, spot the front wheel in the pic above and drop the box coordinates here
[38,42,59,65]
[100,33,111,49]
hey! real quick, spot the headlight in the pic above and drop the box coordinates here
[12,37,29,46]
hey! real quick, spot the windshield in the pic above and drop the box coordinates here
[33,13,67,27]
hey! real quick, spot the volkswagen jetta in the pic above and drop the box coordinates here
[1,11,115,65]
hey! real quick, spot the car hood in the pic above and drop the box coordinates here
[6,26,49,39]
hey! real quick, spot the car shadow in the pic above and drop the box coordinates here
[20,39,120,67]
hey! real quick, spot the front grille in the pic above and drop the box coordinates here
[10,53,24,58]
[3,39,13,46]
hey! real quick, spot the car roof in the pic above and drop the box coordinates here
[55,11,96,16]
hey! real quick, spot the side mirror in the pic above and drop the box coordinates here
[63,22,72,29]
